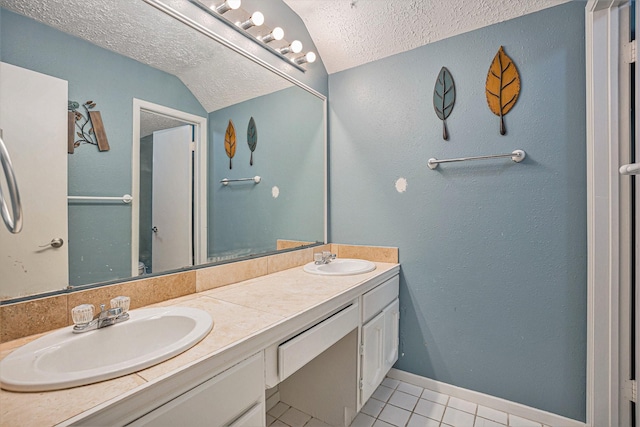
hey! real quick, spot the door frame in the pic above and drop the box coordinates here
[131,99,208,276]
[586,1,633,426]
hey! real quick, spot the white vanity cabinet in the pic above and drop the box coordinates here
[360,275,400,405]
[55,265,401,427]
[127,352,265,427]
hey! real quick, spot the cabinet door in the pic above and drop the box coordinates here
[361,311,385,404]
[383,299,400,373]
[128,353,265,427]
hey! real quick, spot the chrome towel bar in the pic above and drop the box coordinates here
[220,176,261,186]
[428,150,526,170]
[68,194,133,204]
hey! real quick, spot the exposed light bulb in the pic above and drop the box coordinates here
[239,11,264,29]
[291,40,303,53]
[279,40,303,55]
[306,52,317,63]
[213,0,241,14]
[294,51,317,65]
[259,27,284,43]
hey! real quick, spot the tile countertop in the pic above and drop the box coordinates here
[0,262,399,426]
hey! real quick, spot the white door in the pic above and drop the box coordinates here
[361,311,385,404]
[0,62,68,298]
[151,125,192,272]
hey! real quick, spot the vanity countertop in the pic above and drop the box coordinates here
[0,261,399,426]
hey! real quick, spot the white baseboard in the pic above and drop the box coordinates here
[387,369,586,427]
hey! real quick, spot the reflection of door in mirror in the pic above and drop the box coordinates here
[133,101,208,277]
[0,62,69,298]
[139,123,193,274]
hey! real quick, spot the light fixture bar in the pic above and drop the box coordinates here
[188,0,308,72]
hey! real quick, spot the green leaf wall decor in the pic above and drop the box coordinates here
[433,67,456,140]
[247,117,257,166]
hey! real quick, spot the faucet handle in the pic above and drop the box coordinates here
[71,304,94,325]
[110,296,130,313]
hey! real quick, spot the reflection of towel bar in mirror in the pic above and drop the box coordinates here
[428,150,526,170]
[220,176,262,186]
[67,194,133,204]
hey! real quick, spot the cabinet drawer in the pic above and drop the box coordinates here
[362,275,399,323]
[278,302,359,381]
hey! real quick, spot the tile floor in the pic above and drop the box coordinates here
[266,377,551,427]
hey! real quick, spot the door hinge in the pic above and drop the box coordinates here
[359,344,364,356]
[359,379,363,390]
[623,379,637,403]
[623,40,637,64]
[190,141,196,152]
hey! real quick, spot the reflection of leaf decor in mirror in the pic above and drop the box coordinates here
[225,120,237,169]
[432,67,456,141]
[247,117,257,166]
[67,100,110,153]
[485,46,521,136]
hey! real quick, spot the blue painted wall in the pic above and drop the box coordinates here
[328,2,586,421]
[1,9,207,286]
[208,86,324,259]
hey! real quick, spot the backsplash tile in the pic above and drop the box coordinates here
[0,294,68,342]
[196,257,269,292]
[333,244,399,263]
[268,247,318,274]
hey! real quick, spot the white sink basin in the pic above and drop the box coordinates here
[303,258,376,276]
[0,306,213,392]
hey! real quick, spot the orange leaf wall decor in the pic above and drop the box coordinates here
[224,119,236,169]
[485,46,521,135]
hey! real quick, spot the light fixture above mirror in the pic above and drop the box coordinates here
[189,0,316,72]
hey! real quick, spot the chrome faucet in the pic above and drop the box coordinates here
[314,251,336,265]
[72,301,130,334]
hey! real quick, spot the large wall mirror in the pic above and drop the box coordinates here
[0,0,326,301]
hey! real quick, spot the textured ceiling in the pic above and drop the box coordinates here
[0,0,292,112]
[283,0,572,74]
[1,0,571,112]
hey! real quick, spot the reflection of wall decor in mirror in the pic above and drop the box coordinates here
[432,67,456,141]
[0,1,326,303]
[485,46,521,136]
[67,100,110,153]
[247,116,257,165]
[224,119,237,169]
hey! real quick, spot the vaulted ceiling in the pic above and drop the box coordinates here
[283,0,571,74]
